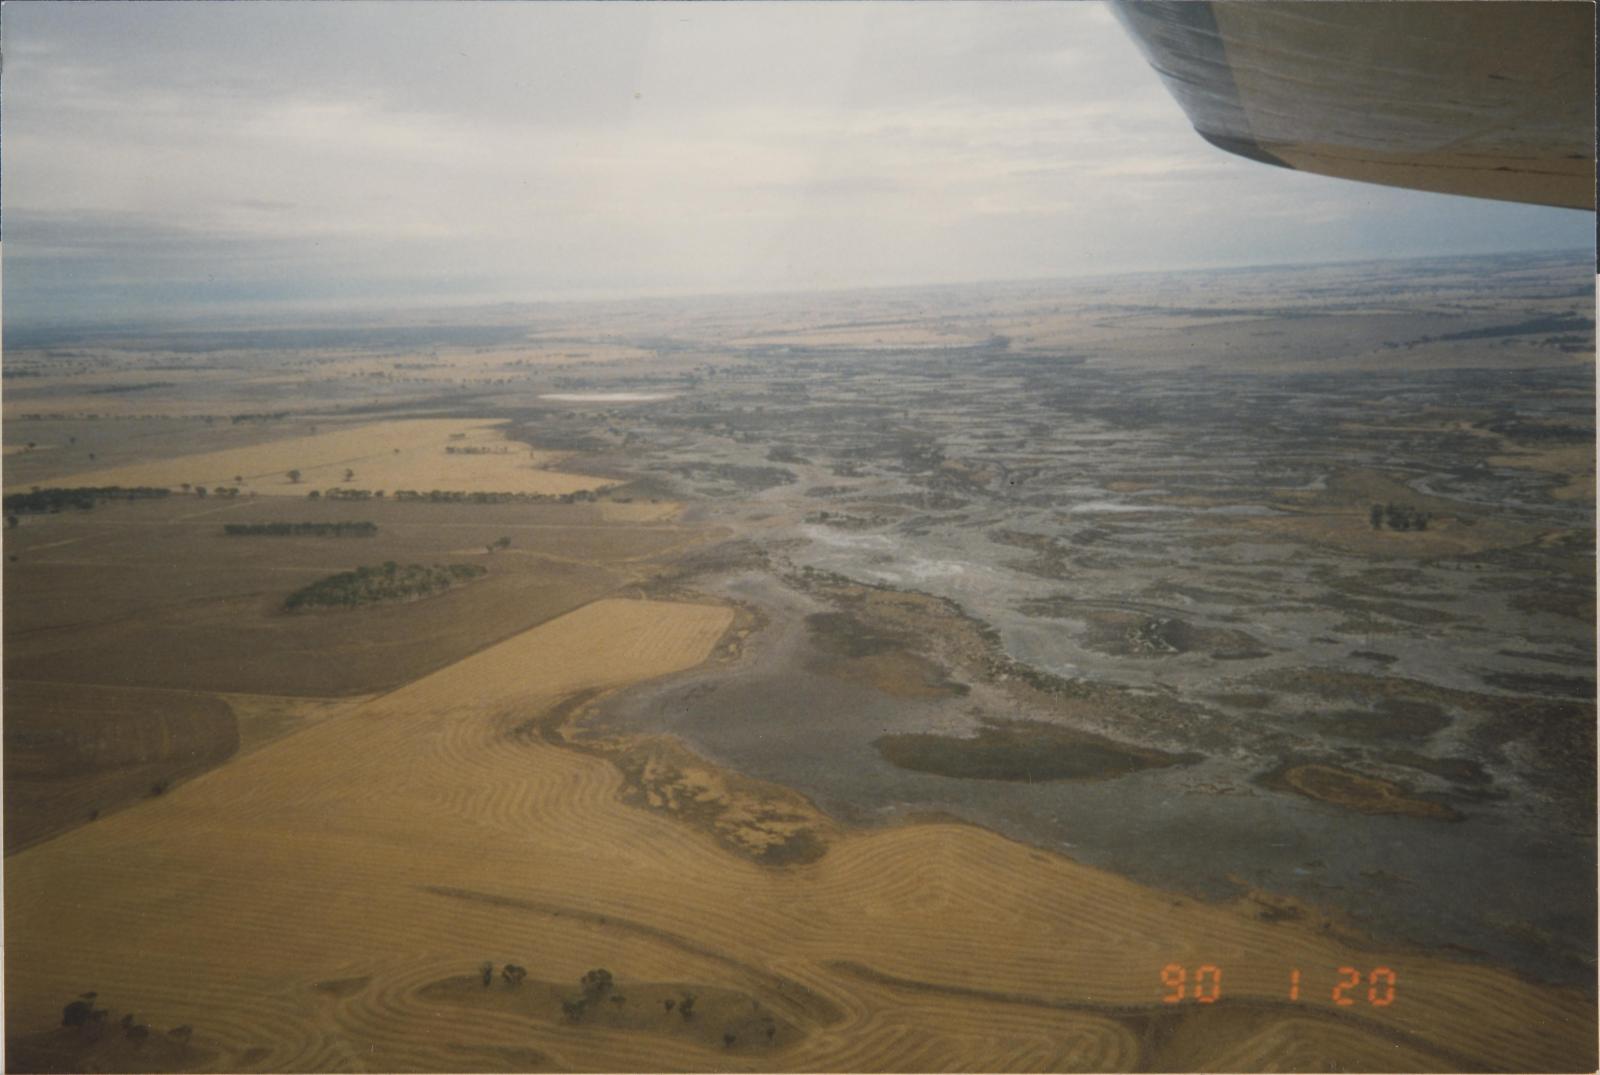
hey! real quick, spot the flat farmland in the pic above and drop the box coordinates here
[11,418,610,498]
[3,680,239,854]
[5,600,1591,1073]
[3,496,710,696]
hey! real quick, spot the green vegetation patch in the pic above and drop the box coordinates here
[224,522,377,537]
[874,718,1199,782]
[284,561,485,611]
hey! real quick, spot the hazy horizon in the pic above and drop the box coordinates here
[3,1,1593,327]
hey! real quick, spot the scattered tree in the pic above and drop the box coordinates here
[678,992,697,1021]
[501,964,527,987]
[580,968,614,1000]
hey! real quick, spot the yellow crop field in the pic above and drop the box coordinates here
[6,597,1590,1072]
[15,418,611,497]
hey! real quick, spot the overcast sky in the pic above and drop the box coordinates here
[2,1,1591,325]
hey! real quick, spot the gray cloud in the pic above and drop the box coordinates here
[2,1,1590,325]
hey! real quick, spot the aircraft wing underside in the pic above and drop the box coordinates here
[1111,1,1596,210]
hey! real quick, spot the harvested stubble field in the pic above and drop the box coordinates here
[5,598,1592,1073]
[11,418,609,498]
[3,496,711,696]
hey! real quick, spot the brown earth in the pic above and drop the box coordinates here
[3,681,239,854]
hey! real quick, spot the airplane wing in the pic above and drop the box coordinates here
[1110,0,1596,210]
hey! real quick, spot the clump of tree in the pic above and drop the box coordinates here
[559,968,616,1023]
[4,486,170,514]
[224,522,377,538]
[322,488,383,501]
[390,488,598,504]
[60,993,191,1054]
[580,968,614,1000]
[283,561,486,610]
[1370,502,1431,531]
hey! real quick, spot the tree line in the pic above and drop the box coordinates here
[224,522,378,537]
[4,486,169,515]
[389,488,600,504]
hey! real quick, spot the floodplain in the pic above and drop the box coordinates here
[3,250,1594,1072]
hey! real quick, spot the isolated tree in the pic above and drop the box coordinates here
[580,968,614,1000]
[480,961,495,988]
[287,469,302,483]
[180,483,191,492]
[1369,503,1383,530]
[5,514,17,530]
[167,1025,193,1055]
[125,1023,150,1047]
[501,964,527,987]
[62,1000,93,1027]
[344,469,355,483]
[678,991,697,1020]
[234,475,243,484]
[308,490,321,500]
